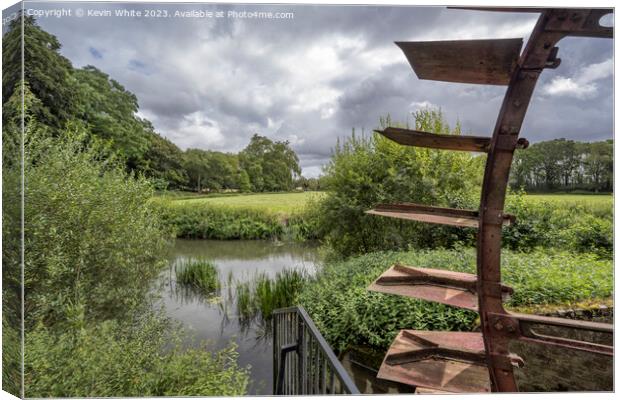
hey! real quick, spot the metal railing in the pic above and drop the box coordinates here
[272,306,360,395]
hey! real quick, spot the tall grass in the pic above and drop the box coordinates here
[236,281,253,319]
[175,258,220,293]
[235,269,308,321]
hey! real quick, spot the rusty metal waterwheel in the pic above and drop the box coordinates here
[366,7,613,393]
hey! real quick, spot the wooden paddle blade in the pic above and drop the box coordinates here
[368,264,513,311]
[377,330,492,393]
[396,38,523,85]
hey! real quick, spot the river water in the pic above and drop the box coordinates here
[156,239,321,395]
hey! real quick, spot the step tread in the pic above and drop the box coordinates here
[396,38,522,85]
[377,330,491,393]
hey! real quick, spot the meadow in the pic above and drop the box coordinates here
[153,191,612,247]
[165,191,326,216]
[523,194,612,215]
[163,191,611,216]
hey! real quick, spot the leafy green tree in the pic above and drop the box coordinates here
[239,134,301,192]
[510,138,613,192]
[0,80,41,398]
[140,125,188,190]
[585,141,613,192]
[205,151,239,190]
[3,15,78,128]
[3,17,309,193]
[183,149,209,192]
[73,66,152,169]
[557,139,580,188]
[2,16,188,188]
[19,130,169,327]
[3,115,250,396]
[238,170,252,193]
[2,82,58,396]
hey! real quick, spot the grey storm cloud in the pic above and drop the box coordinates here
[11,1,614,177]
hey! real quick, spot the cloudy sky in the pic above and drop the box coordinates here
[6,1,614,177]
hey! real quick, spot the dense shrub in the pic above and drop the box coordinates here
[504,194,613,258]
[310,110,611,258]
[2,128,251,396]
[299,248,612,352]
[25,314,249,397]
[2,316,21,396]
[285,202,323,240]
[314,109,483,258]
[566,215,612,258]
[19,130,169,327]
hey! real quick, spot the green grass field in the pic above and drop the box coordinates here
[522,193,612,216]
[164,191,611,214]
[523,193,612,204]
[169,191,326,215]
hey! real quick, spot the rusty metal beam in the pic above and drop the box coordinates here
[451,7,613,38]
[476,8,612,392]
[544,9,613,38]
[377,330,492,393]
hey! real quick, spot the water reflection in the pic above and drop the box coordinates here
[156,239,320,395]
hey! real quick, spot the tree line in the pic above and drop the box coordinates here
[3,16,303,193]
[510,139,613,193]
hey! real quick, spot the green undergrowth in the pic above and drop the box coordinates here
[25,314,250,397]
[299,247,613,352]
